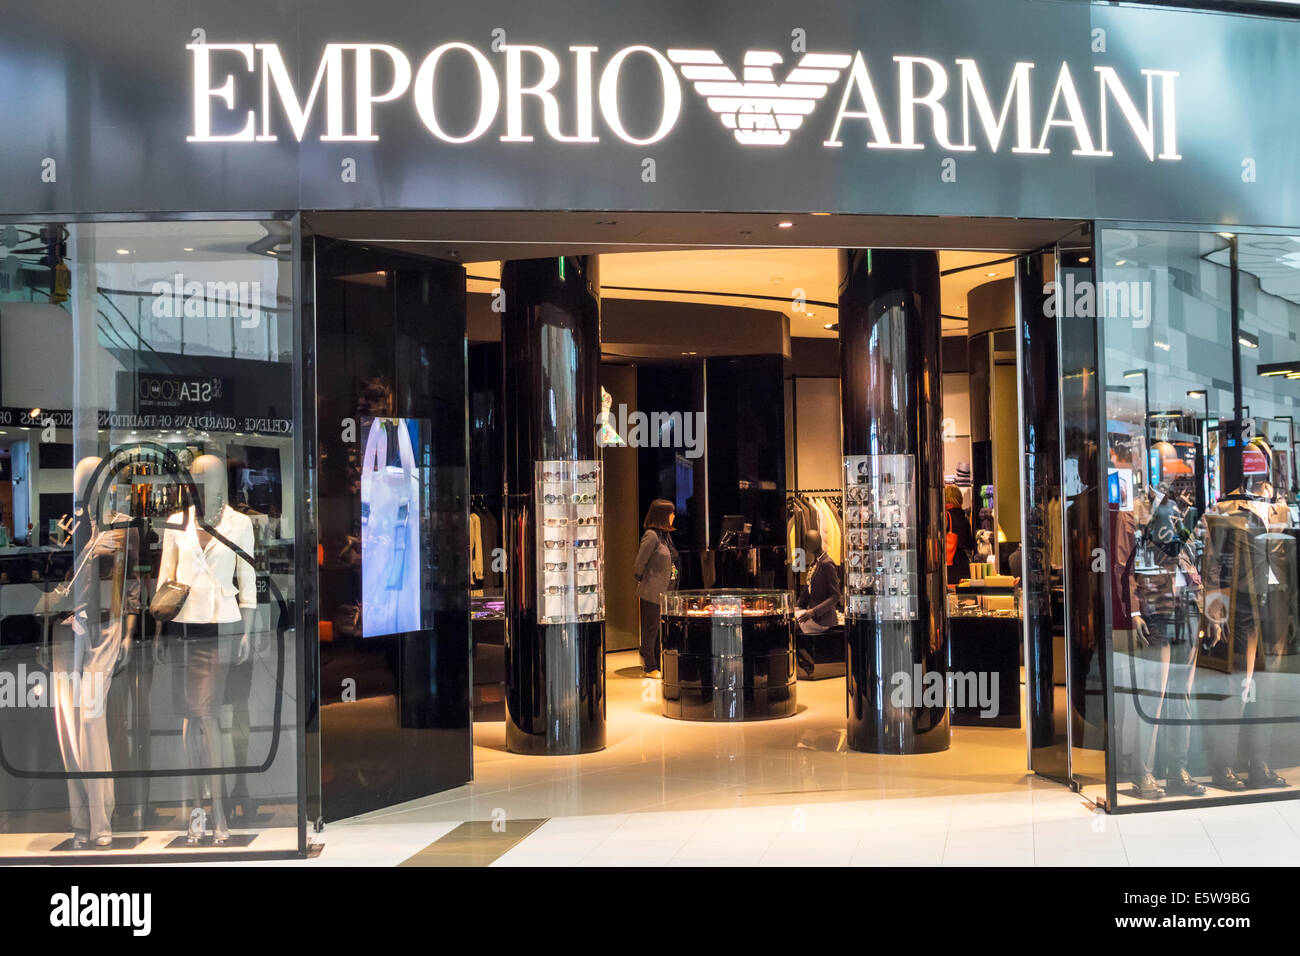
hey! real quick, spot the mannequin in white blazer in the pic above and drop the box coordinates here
[155,459,257,659]
[154,454,257,845]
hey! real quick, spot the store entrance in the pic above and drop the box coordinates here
[307,211,1094,822]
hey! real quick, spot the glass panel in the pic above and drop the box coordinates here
[1056,230,1109,796]
[0,220,301,856]
[1102,226,1300,809]
[1018,250,1069,782]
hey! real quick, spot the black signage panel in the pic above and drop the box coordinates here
[0,0,1296,227]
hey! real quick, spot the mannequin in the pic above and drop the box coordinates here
[1123,479,1204,799]
[155,454,257,844]
[795,529,841,634]
[1201,437,1293,791]
[48,456,140,849]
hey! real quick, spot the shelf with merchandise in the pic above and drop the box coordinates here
[535,459,605,625]
[842,453,919,622]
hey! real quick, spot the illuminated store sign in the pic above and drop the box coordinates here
[188,42,1181,160]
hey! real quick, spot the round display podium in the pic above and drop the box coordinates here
[659,589,797,721]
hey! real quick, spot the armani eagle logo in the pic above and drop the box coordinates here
[667,49,853,145]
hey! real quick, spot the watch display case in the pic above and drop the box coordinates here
[534,459,604,624]
[659,589,796,721]
[843,453,919,621]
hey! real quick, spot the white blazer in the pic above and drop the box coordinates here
[157,506,257,625]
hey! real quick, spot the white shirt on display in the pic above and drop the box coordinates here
[157,505,257,625]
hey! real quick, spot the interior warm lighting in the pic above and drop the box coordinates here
[986,271,998,277]
[811,212,831,216]
[115,248,130,255]
[182,246,194,252]
[1079,256,1090,263]
[777,221,794,228]
[1219,232,1236,239]
[1187,389,1206,398]
[823,323,836,330]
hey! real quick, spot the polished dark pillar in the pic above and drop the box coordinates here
[501,256,605,754]
[839,249,949,754]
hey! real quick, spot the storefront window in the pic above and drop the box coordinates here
[0,220,302,857]
[1101,227,1300,808]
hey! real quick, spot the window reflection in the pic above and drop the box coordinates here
[1104,228,1300,806]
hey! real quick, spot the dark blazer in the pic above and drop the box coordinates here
[797,550,841,627]
[946,505,975,583]
[634,530,676,603]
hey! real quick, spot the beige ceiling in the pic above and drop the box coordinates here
[465,248,1013,339]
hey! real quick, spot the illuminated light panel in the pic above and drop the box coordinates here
[667,49,852,145]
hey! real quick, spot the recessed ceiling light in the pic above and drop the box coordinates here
[1079,256,1090,263]
[115,249,130,255]
[682,351,697,356]
[986,271,998,277]
[823,323,836,330]
[182,247,194,252]
[1219,232,1236,240]
[777,221,794,229]
[1115,259,1127,266]
[806,311,815,318]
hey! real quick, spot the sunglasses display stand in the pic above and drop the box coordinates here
[535,459,604,625]
[843,453,918,622]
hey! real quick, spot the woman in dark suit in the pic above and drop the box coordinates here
[633,498,679,677]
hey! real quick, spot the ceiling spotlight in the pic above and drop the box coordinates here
[823,323,837,330]
[115,249,130,255]
[1218,232,1236,240]
[1079,256,1091,263]
[1115,259,1128,266]
[182,247,194,252]
[986,271,998,277]
[777,221,794,229]
[1238,331,1259,349]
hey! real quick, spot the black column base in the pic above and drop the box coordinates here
[845,620,951,754]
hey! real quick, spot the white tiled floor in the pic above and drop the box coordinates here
[301,651,1300,866]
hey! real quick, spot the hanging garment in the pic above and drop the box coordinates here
[361,418,421,636]
[469,510,484,584]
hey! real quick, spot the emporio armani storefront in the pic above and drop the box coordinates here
[1,0,1299,862]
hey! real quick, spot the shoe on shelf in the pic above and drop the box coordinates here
[1212,767,1247,791]
[71,833,90,851]
[645,669,661,679]
[1248,761,1288,789]
[92,836,114,850]
[1165,768,1206,796]
[1134,772,1165,800]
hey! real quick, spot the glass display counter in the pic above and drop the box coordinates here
[659,589,796,721]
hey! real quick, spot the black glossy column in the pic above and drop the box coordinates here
[839,250,949,754]
[502,256,605,754]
